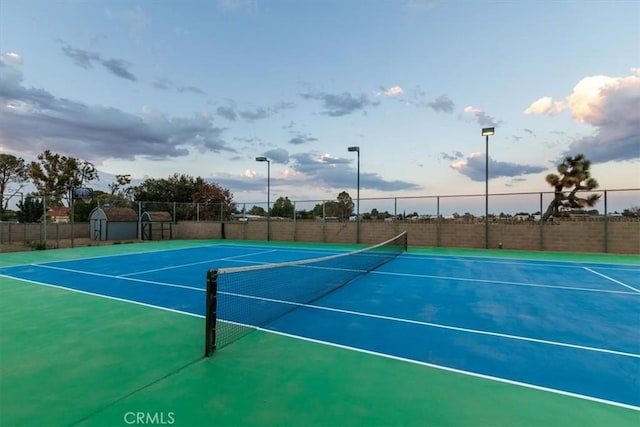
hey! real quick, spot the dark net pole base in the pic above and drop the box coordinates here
[204,269,218,357]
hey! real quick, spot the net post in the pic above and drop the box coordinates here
[204,269,218,357]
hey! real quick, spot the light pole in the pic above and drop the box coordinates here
[481,127,495,249]
[347,146,360,244]
[255,156,270,241]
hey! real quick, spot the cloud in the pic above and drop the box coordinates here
[152,78,171,90]
[152,77,205,95]
[288,134,318,145]
[532,72,640,163]
[61,45,137,82]
[212,150,422,195]
[439,151,464,161]
[524,96,565,116]
[463,106,501,127]
[216,105,237,121]
[380,86,404,97]
[300,91,379,116]
[450,152,546,182]
[0,54,232,162]
[177,86,206,95]
[428,94,454,113]
[289,152,421,192]
[238,107,270,121]
[262,148,290,164]
[397,88,455,114]
[216,101,295,122]
[242,169,257,178]
[61,45,100,68]
[524,71,639,163]
[100,58,137,81]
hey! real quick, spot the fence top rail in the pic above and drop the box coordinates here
[235,188,640,205]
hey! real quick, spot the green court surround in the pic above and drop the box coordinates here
[1,241,638,426]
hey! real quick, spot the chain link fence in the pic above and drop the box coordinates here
[1,188,638,252]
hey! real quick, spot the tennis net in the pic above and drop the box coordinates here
[204,231,407,356]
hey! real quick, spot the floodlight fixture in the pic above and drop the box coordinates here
[481,127,495,137]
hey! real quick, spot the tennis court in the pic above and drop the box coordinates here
[1,238,639,426]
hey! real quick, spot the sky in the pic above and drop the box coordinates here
[1,0,639,215]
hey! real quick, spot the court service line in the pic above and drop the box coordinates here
[372,269,639,295]
[257,328,640,412]
[213,258,638,295]
[32,264,204,292]
[121,249,279,276]
[0,274,204,319]
[401,254,640,271]
[24,243,227,266]
[220,290,640,359]
[583,267,640,294]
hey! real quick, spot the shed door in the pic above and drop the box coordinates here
[141,222,151,240]
[92,219,107,241]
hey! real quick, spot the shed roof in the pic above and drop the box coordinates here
[100,207,138,221]
[142,211,173,222]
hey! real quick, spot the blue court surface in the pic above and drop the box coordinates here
[1,242,639,411]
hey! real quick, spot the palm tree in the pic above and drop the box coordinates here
[542,154,600,221]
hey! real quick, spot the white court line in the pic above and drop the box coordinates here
[215,261,639,295]
[400,253,640,269]
[372,270,640,295]
[33,264,204,292]
[0,242,228,268]
[13,258,639,298]
[219,290,640,359]
[257,328,640,412]
[0,274,204,318]
[583,267,640,294]
[121,250,279,276]
[14,263,636,358]
[2,273,637,412]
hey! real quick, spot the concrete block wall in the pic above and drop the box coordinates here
[3,218,637,254]
[607,220,640,254]
[178,218,638,255]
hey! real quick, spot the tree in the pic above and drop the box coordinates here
[108,174,133,199]
[248,205,266,216]
[336,191,355,219]
[542,154,600,221]
[622,206,640,218]
[271,196,294,218]
[131,173,234,220]
[0,154,29,219]
[133,174,232,203]
[295,209,314,220]
[16,196,44,223]
[72,199,99,222]
[28,150,98,207]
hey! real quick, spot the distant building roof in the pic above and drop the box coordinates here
[101,207,138,221]
[47,207,71,217]
[142,211,173,222]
